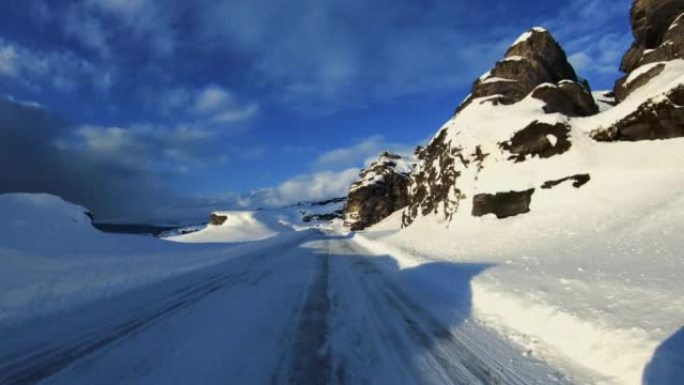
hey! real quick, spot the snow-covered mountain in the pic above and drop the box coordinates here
[344,0,684,229]
[346,1,684,384]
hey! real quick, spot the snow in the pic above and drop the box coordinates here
[481,76,516,84]
[353,56,684,385]
[624,61,665,88]
[0,193,315,327]
[165,211,283,243]
[511,27,547,47]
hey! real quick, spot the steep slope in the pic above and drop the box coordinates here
[343,152,415,230]
[403,28,596,226]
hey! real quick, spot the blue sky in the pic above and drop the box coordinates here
[0,0,632,222]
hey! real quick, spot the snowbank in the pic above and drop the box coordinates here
[354,138,684,385]
[0,193,316,327]
[165,211,284,243]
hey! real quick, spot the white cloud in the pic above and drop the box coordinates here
[63,5,111,57]
[83,0,176,55]
[0,44,19,78]
[194,85,232,113]
[0,38,114,92]
[152,84,259,124]
[247,168,360,207]
[68,123,220,171]
[314,135,414,170]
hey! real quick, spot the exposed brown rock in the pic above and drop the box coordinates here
[472,189,535,219]
[500,121,572,162]
[531,81,598,117]
[541,174,591,190]
[344,152,413,231]
[594,85,684,141]
[615,62,666,101]
[210,213,227,226]
[458,29,583,113]
[402,130,465,227]
[620,1,684,74]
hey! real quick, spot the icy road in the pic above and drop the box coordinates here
[0,231,577,385]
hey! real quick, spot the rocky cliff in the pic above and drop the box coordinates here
[343,152,414,230]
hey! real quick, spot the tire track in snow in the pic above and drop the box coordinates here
[0,253,276,385]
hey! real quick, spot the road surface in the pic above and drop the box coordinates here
[0,231,576,384]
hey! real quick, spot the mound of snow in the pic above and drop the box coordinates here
[166,211,285,243]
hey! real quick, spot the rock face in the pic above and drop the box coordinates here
[595,85,684,141]
[343,152,414,231]
[472,189,535,219]
[460,28,597,116]
[593,0,684,141]
[619,0,684,75]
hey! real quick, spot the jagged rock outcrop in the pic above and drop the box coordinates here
[459,28,597,116]
[343,152,414,231]
[593,0,684,141]
[402,28,592,227]
[619,0,684,75]
[531,81,598,117]
[594,84,684,141]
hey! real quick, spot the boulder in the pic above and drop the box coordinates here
[210,213,228,226]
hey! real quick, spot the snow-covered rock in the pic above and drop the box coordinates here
[343,152,415,231]
[403,27,594,226]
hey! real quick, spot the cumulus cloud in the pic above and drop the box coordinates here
[237,168,361,208]
[314,135,415,170]
[148,84,259,125]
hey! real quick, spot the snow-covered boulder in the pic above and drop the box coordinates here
[343,152,415,231]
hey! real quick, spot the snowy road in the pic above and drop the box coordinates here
[0,231,576,385]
